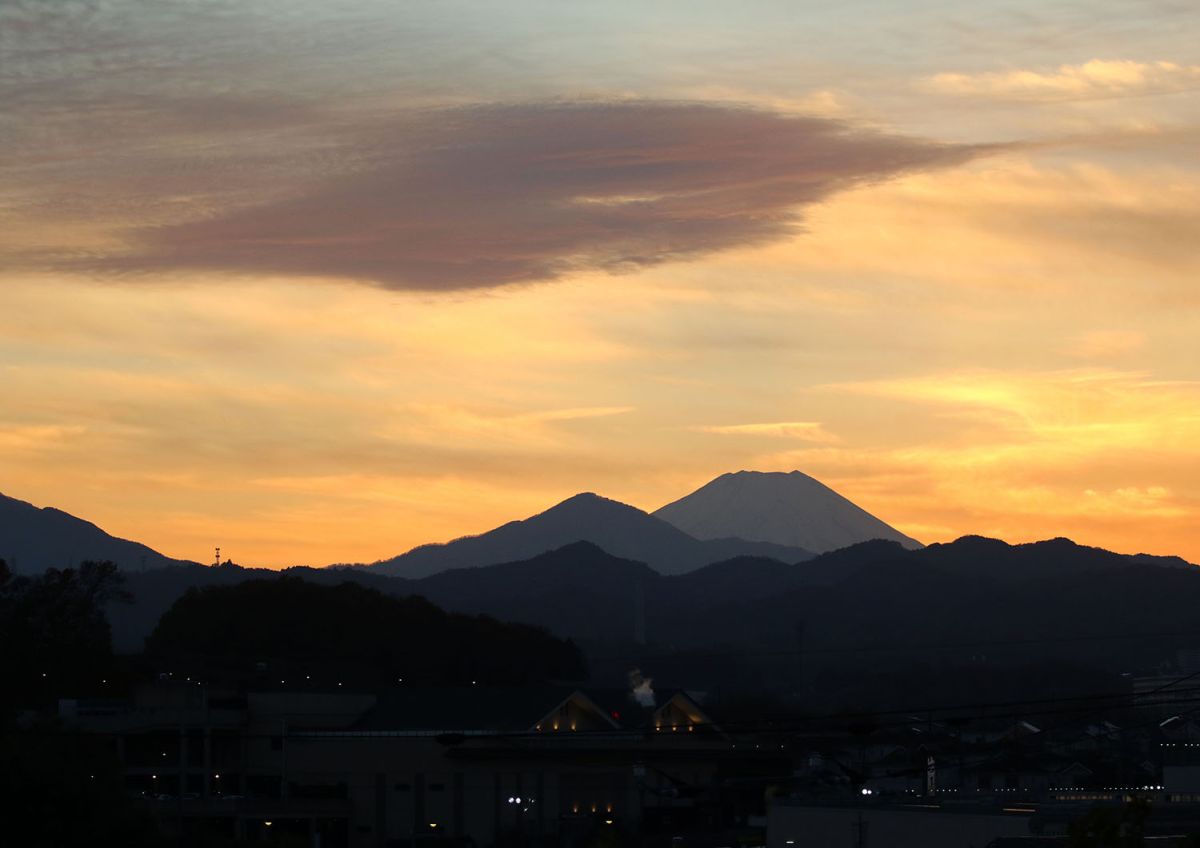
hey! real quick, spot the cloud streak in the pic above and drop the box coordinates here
[53,102,982,290]
[694,421,840,443]
[927,59,1200,101]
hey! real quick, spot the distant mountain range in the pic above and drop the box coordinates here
[360,491,813,578]
[1,469,923,578]
[654,470,922,553]
[10,476,1200,705]
[0,492,196,575]
[110,536,1200,690]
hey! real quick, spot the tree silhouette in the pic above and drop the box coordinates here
[0,559,126,717]
[147,576,587,686]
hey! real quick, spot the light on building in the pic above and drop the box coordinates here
[604,819,614,825]
[264,821,273,827]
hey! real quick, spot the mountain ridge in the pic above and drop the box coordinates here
[654,469,923,553]
[0,491,197,575]
[360,491,813,578]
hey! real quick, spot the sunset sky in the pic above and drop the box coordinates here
[3,0,1198,566]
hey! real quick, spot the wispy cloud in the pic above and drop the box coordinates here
[927,59,1200,101]
[1065,330,1146,359]
[694,421,840,443]
[760,368,1200,553]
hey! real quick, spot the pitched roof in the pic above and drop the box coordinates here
[353,686,577,732]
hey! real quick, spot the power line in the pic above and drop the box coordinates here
[587,627,1200,665]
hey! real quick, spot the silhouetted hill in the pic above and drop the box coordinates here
[0,492,195,575]
[410,542,655,645]
[111,533,1200,697]
[109,562,265,652]
[147,577,586,686]
[361,492,812,578]
[920,535,1196,582]
[654,470,923,553]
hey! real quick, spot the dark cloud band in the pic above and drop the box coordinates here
[63,101,985,290]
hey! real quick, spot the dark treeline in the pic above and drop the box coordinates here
[0,558,126,716]
[0,557,586,847]
[1,559,166,846]
[105,536,1200,709]
[147,576,587,686]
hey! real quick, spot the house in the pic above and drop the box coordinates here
[61,681,775,847]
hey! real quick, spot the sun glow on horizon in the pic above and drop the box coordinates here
[1,1,1198,566]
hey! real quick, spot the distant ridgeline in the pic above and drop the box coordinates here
[0,492,197,575]
[105,535,1200,707]
[7,477,1200,707]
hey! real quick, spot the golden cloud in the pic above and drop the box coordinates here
[693,421,841,443]
[927,59,1200,101]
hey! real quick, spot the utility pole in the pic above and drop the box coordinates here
[853,812,868,848]
[793,620,806,697]
[633,577,645,646]
[281,717,289,801]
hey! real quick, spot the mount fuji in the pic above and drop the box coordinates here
[653,470,922,554]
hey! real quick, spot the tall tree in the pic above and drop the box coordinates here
[0,559,126,716]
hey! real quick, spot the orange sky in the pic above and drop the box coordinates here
[1,1,1197,566]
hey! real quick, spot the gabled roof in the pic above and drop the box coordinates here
[533,690,622,731]
[652,690,722,734]
[353,686,576,733]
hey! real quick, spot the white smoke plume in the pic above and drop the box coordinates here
[629,668,656,707]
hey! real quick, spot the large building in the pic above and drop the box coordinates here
[61,681,783,847]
